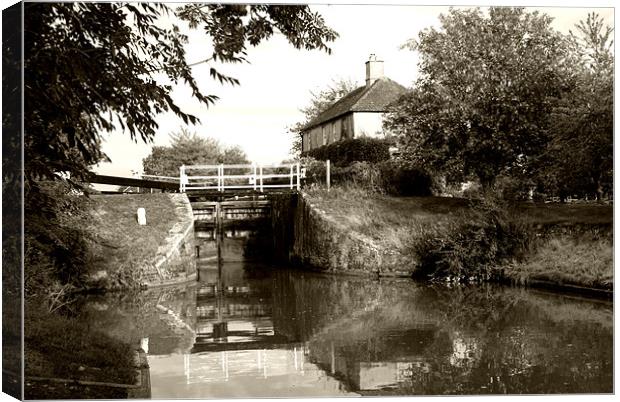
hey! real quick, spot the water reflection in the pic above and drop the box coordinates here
[76,229,612,397]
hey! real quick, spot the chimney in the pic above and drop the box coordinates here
[365,54,384,86]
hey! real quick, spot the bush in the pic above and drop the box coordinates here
[331,161,382,191]
[303,156,437,196]
[300,156,327,186]
[302,137,391,167]
[25,181,93,306]
[378,160,435,196]
[493,175,535,201]
[412,198,534,281]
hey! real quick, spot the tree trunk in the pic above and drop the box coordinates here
[595,172,604,202]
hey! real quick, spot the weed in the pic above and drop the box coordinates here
[503,235,613,289]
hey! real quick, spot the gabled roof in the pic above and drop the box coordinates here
[301,78,408,132]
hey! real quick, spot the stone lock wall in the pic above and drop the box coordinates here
[144,194,196,287]
[271,192,415,277]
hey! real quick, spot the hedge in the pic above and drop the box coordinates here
[302,137,391,167]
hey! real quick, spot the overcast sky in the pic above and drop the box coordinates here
[93,2,614,180]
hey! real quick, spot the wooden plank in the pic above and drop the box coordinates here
[219,200,271,207]
[185,189,296,197]
[88,174,179,190]
[190,201,218,209]
[191,201,272,209]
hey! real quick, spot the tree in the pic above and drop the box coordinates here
[288,78,358,156]
[384,7,573,188]
[537,13,613,200]
[142,129,249,177]
[23,3,337,187]
[20,3,336,294]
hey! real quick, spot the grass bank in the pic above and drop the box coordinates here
[86,193,178,288]
[304,186,612,291]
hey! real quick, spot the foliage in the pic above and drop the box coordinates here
[331,161,382,191]
[385,7,574,188]
[503,233,613,289]
[142,128,248,177]
[329,160,436,196]
[492,174,536,201]
[288,78,358,156]
[302,155,436,196]
[24,181,93,301]
[303,137,391,167]
[535,13,613,200]
[377,159,435,196]
[299,156,327,185]
[413,198,534,281]
[23,2,337,187]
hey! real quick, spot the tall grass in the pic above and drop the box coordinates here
[503,235,613,289]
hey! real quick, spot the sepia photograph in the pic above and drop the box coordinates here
[1,0,614,399]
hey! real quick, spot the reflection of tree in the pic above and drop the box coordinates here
[377,285,612,395]
[271,275,611,395]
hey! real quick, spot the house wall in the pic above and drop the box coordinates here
[352,112,384,138]
[302,114,356,153]
[301,112,387,152]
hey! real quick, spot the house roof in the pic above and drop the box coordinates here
[301,77,408,132]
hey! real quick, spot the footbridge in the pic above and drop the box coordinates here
[89,162,306,195]
[178,163,303,230]
[89,163,307,230]
[180,163,303,194]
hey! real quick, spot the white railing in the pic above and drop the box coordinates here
[179,163,304,193]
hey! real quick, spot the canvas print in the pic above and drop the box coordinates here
[2,1,613,399]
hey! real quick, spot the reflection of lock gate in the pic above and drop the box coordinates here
[179,163,303,193]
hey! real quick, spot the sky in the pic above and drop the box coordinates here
[93,2,614,181]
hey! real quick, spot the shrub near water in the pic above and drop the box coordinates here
[413,198,534,281]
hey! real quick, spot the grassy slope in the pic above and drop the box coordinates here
[305,187,613,289]
[306,187,469,250]
[87,193,177,285]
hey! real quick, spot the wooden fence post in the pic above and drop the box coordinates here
[326,159,331,191]
[219,164,224,192]
[179,165,185,193]
[253,164,257,191]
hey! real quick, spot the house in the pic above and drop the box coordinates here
[300,54,407,153]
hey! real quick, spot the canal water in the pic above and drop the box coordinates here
[75,228,613,397]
